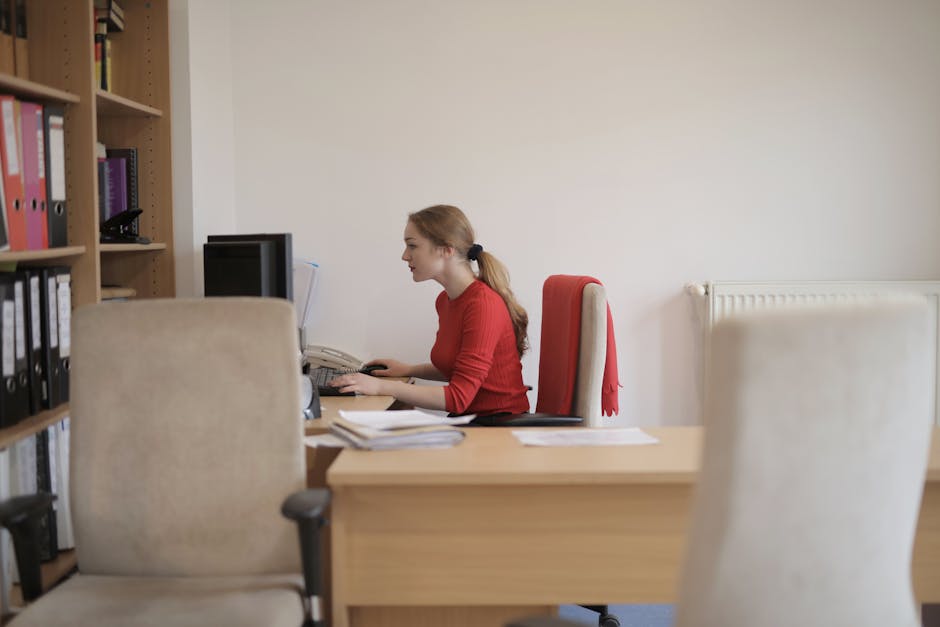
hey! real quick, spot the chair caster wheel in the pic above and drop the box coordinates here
[598,615,620,627]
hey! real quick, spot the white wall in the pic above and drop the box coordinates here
[170,0,237,297]
[173,0,940,426]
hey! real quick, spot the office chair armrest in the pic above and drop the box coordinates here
[0,492,57,602]
[281,488,331,627]
[282,488,330,522]
[470,413,583,427]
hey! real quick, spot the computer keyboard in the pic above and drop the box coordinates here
[308,366,357,397]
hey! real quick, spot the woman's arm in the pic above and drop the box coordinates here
[329,374,447,411]
[365,359,446,382]
[407,363,447,381]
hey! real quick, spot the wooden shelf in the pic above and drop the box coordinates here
[6,550,78,611]
[0,246,86,264]
[101,286,137,299]
[0,9,174,622]
[0,73,80,104]
[96,90,163,117]
[99,242,167,253]
[0,405,70,451]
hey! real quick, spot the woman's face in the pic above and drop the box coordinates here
[402,221,447,282]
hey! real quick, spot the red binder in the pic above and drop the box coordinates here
[20,101,49,250]
[0,96,27,251]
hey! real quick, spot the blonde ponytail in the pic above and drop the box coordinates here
[475,251,529,356]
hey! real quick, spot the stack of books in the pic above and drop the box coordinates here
[328,410,472,450]
[95,141,140,240]
[95,0,125,32]
[94,0,125,91]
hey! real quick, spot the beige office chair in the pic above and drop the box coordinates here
[674,298,933,627]
[507,297,933,627]
[4,298,329,627]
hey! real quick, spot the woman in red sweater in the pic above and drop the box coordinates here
[330,205,530,416]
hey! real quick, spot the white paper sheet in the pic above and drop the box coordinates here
[304,433,349,448]
[338,409,475,430]
[511,428,659,447]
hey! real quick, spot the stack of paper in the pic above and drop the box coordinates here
[327,410,473,450]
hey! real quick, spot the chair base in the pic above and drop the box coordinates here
[579,605,620,627]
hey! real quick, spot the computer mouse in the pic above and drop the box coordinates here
[360,364,388,375]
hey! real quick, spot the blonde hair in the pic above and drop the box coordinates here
[408,205,529,356]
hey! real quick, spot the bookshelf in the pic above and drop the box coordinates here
[0,0,176,612]
[0,246,86,263]
[0,406,71,451]
[96,89,163,117]
[100,242,166,253]
[5,550,78,619]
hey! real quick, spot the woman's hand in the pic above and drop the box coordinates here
[364,358,412,378]
[330,372,387,396]
[329,375,447,410]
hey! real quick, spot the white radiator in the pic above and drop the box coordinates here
[686,281,940,425]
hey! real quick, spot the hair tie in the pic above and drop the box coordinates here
[467,243,483,262]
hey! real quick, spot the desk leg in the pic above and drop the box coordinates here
[307,446,343,626]
[332,487,352,627]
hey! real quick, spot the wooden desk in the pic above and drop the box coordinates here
[326,426,940,627]
[305,394,398,435]
[305,393,398,487]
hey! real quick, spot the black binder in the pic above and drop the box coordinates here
[23,269,43,414]
[42,105,68,248]
[53,268,71,403]
[35,267,61,410]
[35,428,59,561]
[0,275,29,426]
[10,272,31,419]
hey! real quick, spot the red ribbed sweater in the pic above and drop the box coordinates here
[431,280,530,416]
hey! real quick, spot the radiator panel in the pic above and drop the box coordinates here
[702,281,940,425]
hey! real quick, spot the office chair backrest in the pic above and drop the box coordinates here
[570,283,607,426]
[537,278,607,427]
[70,298,305,577]
[674,298,933,627]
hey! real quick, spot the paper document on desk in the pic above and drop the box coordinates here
[512,428,659,447]
[304,433,349,448]
[330,414,467,450]
[338,409,475,430]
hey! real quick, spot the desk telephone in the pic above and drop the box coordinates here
[303,345,364,371]
[301,346,388,402]
[299,346,364,417]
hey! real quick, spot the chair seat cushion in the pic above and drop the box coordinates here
[10,573,304,627]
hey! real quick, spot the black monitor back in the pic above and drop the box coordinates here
[204,233,293,300]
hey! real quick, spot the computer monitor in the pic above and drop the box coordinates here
[203,233,293,301]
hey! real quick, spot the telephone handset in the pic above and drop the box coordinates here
[303,345,364,371]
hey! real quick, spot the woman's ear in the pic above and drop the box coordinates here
[438,245,456,259]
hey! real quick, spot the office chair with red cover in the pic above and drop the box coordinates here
[477,275,618,429]
[497,275,622,627]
